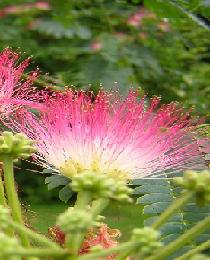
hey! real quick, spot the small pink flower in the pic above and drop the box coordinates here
[0,48,45,116]
[127,8,156,27]
[8,89,207,179]
[91,41,103,51]
[2,2,50,16]
[34,2,51,11]
[49,224,119,259]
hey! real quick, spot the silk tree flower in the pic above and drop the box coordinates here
[0,48,45,117]
[49,224,119,259]
[6,89,207,179]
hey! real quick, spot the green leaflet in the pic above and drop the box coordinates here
[59,185,73,203]
[134,178,187,244]
[134,171,210,258]
[45,175,70,190]
[45,174,73,203]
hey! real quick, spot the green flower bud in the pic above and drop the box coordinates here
[0,232,21,260]
[57,207,94,233]
[71,171,132,202]
[0,132,36,161]
[173,170,210,206]
[131,227,162,256]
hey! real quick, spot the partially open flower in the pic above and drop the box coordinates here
[1,1,50,16]
[0,48,45,118]
[90,41,103,52]
[49,224,120,259]
[127,8,156,27]
[7,89,207,180]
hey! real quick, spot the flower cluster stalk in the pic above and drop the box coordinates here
[146,215,210,260]
[78,241,139,260]
[5,218,60,249]
[152,191,193,229]
[90,198,109,219]
[3,157,30,247]
[65,193,109,258]
[65,191,92,256]
[7,248,68,258]
[0,172,6,206]
[176,240,210,260]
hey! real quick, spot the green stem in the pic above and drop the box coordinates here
[7,248,68,257]
[65,191,92,256]
[75,191,91,209]
[152,191,193,229]
[91,198,109,219]
[146,215,210,260]
[78,242,139,260]
[0,171,6,206]
[3,158,30,247]
[6,218,60,249]
[66,195,109,257]
[176,240,210,260]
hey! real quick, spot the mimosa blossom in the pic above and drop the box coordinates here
[7,90,206,179]
[0,48,44,116]
[49,224,119,259]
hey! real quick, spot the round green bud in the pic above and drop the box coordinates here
[0,132,36,160]
[0,232,21,260]
[57,207,94,233]
[71,171,132,202]
[131,227,162,256]
[173,170,210,206]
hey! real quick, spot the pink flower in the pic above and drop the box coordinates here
[2,2,50,16]
[90,41,103,51]
[34,2,51,11]
[7,89,207,179]
[127,8,156,27]
[0,48,44,116]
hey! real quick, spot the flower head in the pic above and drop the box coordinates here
[0,48,45,117]
[7,89,207,180]
[1,1,50,16]
[49,224,119,259]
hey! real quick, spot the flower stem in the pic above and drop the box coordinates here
[152,191,193,229]
[8,248,68,257]
[0,171,6,206]
[6,218,60,249]
[65,191,92,257]
[90,198,109,219]
[66,195,109,257]
[176,239,210,260]
[75,191,91,209]
[78,242,138,260]
[146,215,210,260]
[3,158,30,247]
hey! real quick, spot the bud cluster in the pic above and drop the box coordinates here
[0,132,36,160]
[131,227,162,256]
[174,170,210,206]
[71,170,132,202]
[57,207,95,234]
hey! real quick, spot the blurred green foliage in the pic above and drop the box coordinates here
[0,0,209,202]
[0,0,209,115]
